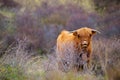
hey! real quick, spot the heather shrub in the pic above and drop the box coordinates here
[66,12,100,30]
[92,37,120,80]
[0,36,120,80]
[0,0,20,8]
[0,0,120,80]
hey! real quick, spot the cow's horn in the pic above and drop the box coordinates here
[92,29,100,34]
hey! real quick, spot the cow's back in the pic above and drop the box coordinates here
[56,30,74,58]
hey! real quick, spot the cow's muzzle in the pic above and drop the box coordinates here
[81,41,88,48]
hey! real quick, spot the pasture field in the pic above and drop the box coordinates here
[0,0,120,80]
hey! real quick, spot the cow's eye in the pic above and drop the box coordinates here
[89,34,92,37]
[78,35,81,38]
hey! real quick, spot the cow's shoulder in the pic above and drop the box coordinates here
[57,30,74,43]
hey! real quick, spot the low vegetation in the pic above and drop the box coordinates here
[0,0,120,80]
[0,37,120,80]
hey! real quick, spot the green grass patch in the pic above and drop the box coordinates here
[0,64,27,80]
[0,8,15,18]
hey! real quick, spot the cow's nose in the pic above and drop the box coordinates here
[82,41,88,47]
[82,41,88,45]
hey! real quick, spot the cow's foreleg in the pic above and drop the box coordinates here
[87,53,91,69]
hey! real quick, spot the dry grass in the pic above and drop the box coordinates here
[0,37,120,80]
[0,39,43,80]
[92,37,120,80]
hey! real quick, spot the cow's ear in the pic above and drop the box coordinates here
[73,31,78,36]
[91,29,100,35]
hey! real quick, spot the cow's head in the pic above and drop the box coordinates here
[72,27,100,49]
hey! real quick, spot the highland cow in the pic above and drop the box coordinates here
[56,27,100,71]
